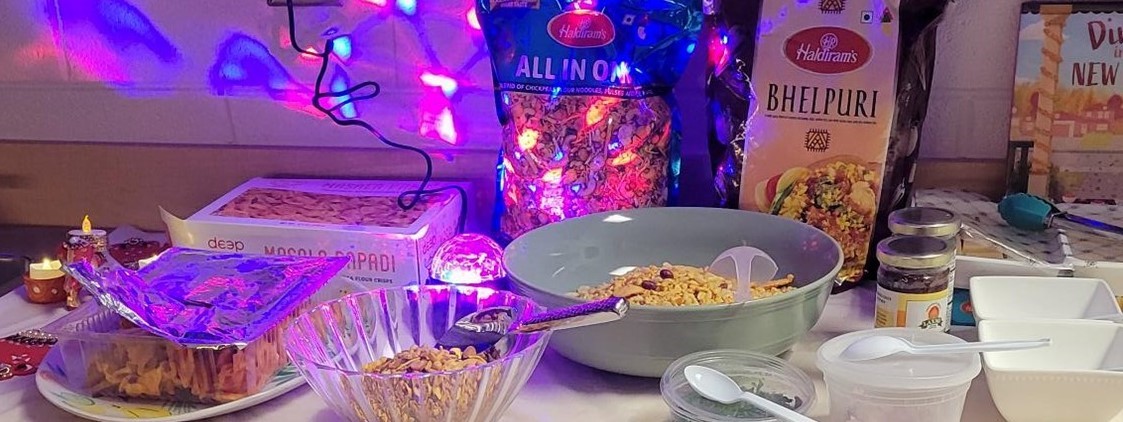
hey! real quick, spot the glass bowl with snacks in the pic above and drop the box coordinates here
[505,207,844,377]
[283,285,550,422]
[661,350,816,422]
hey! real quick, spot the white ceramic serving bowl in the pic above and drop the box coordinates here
[978,319,1123,422]
[969,276,1121,321]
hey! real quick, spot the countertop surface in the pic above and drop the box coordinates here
[0,284,1007,421]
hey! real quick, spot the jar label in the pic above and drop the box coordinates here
[874,285,952,331]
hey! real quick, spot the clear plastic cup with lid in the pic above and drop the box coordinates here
[661,350,816,421]
[816,328,981,422]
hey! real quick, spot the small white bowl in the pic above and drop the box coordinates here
[978,319,1123,422]
[969,276,1121,321]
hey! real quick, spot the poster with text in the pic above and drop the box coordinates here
[1013,2,1123,204]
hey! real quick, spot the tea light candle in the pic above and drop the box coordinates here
[28,258,64,280]
[69,215,108,240]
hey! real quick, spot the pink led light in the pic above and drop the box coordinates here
[467,7,481,30]
[361,0,388,6]
[435,107,458,144]
[420,71,459,97]
[299,48,320,61]
[429,233,506,285]
[612,62,632,84]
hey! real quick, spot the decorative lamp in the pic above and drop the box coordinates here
[428,233,506,289]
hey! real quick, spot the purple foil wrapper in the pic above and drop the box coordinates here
[66,248,349,349]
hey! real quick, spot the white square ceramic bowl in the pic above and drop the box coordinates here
[978,319,1123,422]
[969,276,1121,321]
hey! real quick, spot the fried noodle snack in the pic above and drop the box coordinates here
[498,93,673,237]
[574,264,795,306]
[213,188,436,227]
[85,317,290,403]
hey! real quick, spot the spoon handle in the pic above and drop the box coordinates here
[512,297,628,333]
[737,391,816,422]
[910,339,1051,355]
[1086,313,1123,323]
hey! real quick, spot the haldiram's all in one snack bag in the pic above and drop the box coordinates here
[710,0,953,284]
[477,0,703,241]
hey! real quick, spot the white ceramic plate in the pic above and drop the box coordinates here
[36,348,304,422]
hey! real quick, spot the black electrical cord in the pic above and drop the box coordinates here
[283,0,469,234]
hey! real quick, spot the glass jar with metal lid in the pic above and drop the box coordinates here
[888,207,962,240]
[874,236,956,332]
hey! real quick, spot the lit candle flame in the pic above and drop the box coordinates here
[82,215,92,233]
[41,258,51,267]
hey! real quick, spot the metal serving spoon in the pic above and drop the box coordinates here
[435,296,628,354]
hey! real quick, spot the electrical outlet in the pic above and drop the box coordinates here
[266,0,342,7]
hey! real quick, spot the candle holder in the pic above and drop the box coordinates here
[59,218,109,310]
[22,274,67,304]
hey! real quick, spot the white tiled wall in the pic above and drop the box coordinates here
[0,0,1027,159]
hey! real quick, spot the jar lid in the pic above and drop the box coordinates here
[888,207,962,238]
[817,328,981,391]
[876,236,955,269]
[661,350,816,422]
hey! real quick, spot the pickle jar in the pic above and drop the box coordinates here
[874,236,955,332]
[887,207,962,241]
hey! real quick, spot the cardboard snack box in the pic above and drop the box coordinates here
[162,178,462,287]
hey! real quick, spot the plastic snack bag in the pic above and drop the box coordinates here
[709,0,953,283]
[477,0,703,241]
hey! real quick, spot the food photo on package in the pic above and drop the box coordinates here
[708,0,954,284]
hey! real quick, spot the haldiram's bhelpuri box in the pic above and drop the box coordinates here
[162,178,462,287]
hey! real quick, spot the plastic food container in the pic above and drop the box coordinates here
[43,301,293,403]
[817,328,981,422]
[661,350,816,421]
[41,277,355,404]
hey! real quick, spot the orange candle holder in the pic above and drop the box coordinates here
[23,274,67,304]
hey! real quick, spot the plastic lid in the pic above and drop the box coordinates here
[888,207,962,238]
[817,328,981,391]
[876,235,955,269]
[661,350,815,422]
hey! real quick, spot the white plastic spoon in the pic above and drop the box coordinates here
[710,246,779,302]
[1085,313,1123,323]
[684,365,815,422]
[839,336,1051,362]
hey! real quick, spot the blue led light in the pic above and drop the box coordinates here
[332,36,353,61]
[397,0,417,16]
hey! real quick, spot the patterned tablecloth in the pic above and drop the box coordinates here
[915,189,1123,266]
